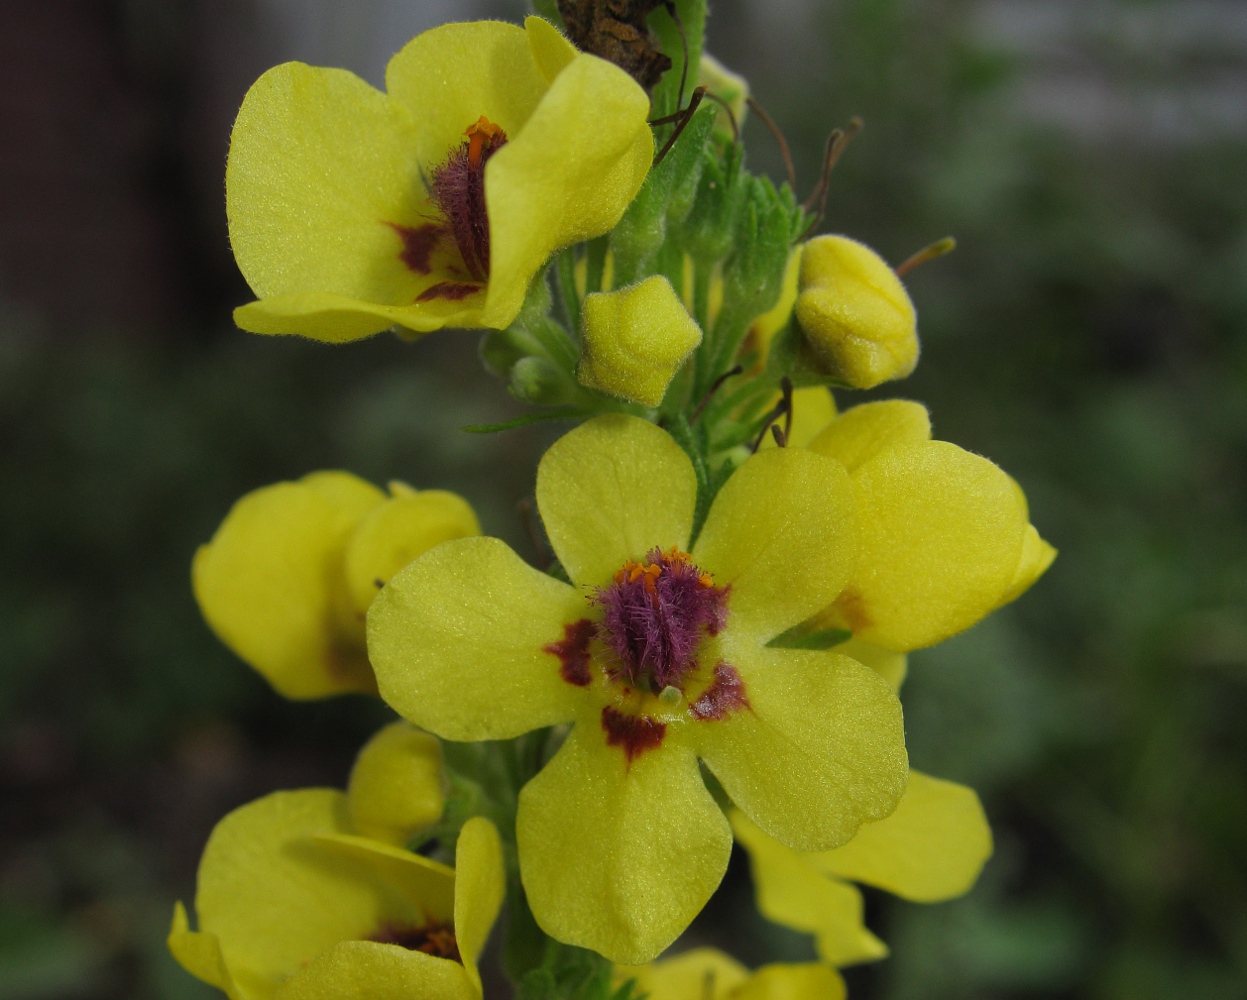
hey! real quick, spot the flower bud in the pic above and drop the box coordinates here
[795,235,918,389]
[577,275,702,407]
[509,356,576,406]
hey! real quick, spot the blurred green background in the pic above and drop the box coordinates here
[2,1,1245,998]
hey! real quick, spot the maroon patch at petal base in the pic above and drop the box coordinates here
[689,662,750,721]
[545,618,595,687]
[387,222,443,275]
[368,920,460,962]
[601,705,666,764]
[417,281,482,302]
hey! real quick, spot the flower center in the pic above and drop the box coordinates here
[367,919,460,962]
[429,115,507,284]
[593,546,729,692]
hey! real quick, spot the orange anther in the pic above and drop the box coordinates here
[465,115,503,169]
[698,573,713,588]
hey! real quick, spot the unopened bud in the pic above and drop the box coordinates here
[795,235,918,389]
[577,275,702,408]
[510,356,575,406]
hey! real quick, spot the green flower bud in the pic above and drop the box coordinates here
[510,356,575,406]
[577,275,702,408]
[795,235,919,389]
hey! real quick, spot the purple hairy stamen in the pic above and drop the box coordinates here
[429,120,507,283]
[594,547,729,691]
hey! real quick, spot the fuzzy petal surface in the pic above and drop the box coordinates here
[995,523,1057,608]
[806,400,931,472]
[693,449,857,642]
[525,16,577,83]
[536,416,697,587]
[368,537,584,740]
[517,723,732,964]
[192,474,383,699]
[481,52,652,327]
[344,488,480,616]
[347,722,445,846]
[275,941,476,1000]
[452,817,506,990]
[696,646,907,852]
[226,63,449,340]
[385,22,547,184]
[809,771,992,902]
[191,790,456,994]
[842,441,1028,651]
[168,903,245,1000]
[834,637,907,692]
[731,811,887,968]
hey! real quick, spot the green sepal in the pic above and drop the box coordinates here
[767,624,854,650]
[674,138,743,266]
[647,0,707,119]
[518,939,617,1000]
[610,104,716,286]
[764,318,854,389]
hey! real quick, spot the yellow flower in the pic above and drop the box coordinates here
[193,472,479,699]
[168,792,504,1000]
[227,17,652,342]
[732,770,992,966]
[805,399,1056,651]
[367,415,908,963]
[577,275,703,407]
[618,947,846,1000]
[795,235,919,389]
[348,721,446,846]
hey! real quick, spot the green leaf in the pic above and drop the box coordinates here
[767,625,853,650]
[461,408,582,434]
[647,0,707,120]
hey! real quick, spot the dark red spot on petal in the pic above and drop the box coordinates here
[367,920,460,962]
[601,705,666,764]
[689,662,751,721]
[387,222,444,275]
[416,281,483,303]
[545,618,595,687]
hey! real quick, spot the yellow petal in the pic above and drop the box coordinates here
[344,488,480,617]
[577,276,703,407]
[733,964,847,1000]
[731,811,887,968]
[695,647,907,852]
[367,536,585,741]
[834,637,907,692]
[516,722,731,964]
[839,441,1029,651]
[234,293,487,342]
[617,948,749,1000]
[193,789,454,989]
[452,817,506,992]
[168,902,246,1000]
[692,448,856,642]
[226,63,455,341]
[347,722,445,846]
[525,16,577,84]
[809,771,992,902]
[192,473,383,699]
[994,523,1057,608]
[385,22,547,187]
[806,400,931,472]
[275,940,476,1000]
[536,415,697,587]
[482,52,652,327]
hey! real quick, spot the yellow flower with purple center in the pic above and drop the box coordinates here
[367,414,908,963]
[226,17,652,342]
[168,737,503,1000]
